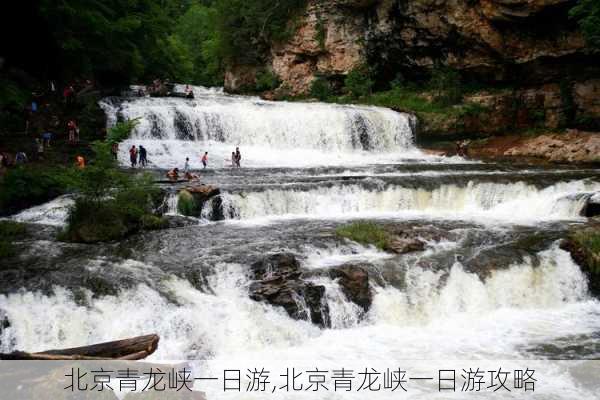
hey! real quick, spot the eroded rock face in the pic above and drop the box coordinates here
[224,0,600,131]
[503,130,600,163]
[249,253,330,327]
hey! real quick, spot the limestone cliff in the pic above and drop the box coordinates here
[224,0,600,136]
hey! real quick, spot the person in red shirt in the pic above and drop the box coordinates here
[201,152,208,169]
[129,145,138,168]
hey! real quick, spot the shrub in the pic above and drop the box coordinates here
[428,65,463,105]
[310,77,333,100]
[570,0,600,49]
[61,120,166,243]
[344,65,374,98]
[0,166,74,216]
[336,222,391,250]
[255,70,281,92]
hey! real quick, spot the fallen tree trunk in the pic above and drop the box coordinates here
[0,334,159,360]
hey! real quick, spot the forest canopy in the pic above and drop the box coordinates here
[2,0,306,88]
[2,0,598,89]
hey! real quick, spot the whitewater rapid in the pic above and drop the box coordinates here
[2,86,600,399]
[100,86,434,168]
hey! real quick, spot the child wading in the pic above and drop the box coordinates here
[201,152,208,169]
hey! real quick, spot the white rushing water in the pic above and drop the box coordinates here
[218,179,600,223]
[100,86,433,168]
[3,86,600,399]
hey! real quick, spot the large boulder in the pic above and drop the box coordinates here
[329,264,372,311]
[177,185,221,218]
[249,253,330,327]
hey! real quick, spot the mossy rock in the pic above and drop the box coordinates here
[561,227,600,297]
[177,189,200,217]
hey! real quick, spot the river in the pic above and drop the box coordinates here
[1,86,600,399]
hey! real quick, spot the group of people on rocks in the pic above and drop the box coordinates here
[164,147,242,183]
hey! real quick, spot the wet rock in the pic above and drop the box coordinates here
[582,193,600,218]
[249,253,330,327]
[251,253,301,280]
[560,227,600,297]
[329,264,372,311]
[177,185,221,218]
[386,237,425,255]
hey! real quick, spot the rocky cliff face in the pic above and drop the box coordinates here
[224,0,600,135]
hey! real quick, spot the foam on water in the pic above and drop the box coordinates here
[1,245,596,359]
[220,179,600,223]
[100,86,442,168]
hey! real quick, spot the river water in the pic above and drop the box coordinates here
[2,86,600,398]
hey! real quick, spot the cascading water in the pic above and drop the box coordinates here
[2,86,600,399]
[100,86,426,168]
[213,179,600,222]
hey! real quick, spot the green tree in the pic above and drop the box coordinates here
[310,77,332,100]
[174,3,224,85]
[428,65,462,105]
[570,0,600,49]
[345,65,374,98]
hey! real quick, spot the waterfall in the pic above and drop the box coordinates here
[0,245,594,360]
[219,179,600,221]
[100,86,423,168]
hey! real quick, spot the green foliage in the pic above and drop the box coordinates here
[62,119,164,242]
[0,166,75,216]
[364,87,454,114]
[428,65,463,105]
[0,221,27,258]
[344,65,374,98]
[571,230,600,274]
[570,0,600,49]
[255,70,281,91]
[315,16,327,50]
[174,3,224,86]
[215,0,307,65]
[310,77,333,100]
[38,0,195,83]
[177,190,199,216]
[336,222,391,250]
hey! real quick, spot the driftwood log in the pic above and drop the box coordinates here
[0,334,159,360]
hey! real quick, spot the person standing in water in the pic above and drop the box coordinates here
[201,152,208,169]
[235,147,241,168]
[183,157,190,174]
[139,145,148,167]
[129,145,137,168]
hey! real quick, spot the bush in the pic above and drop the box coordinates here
[0,166,74,216]
[336,222,391,250]
[61,120,166,243]
[428,65,463,105]
[344,66,374,98]
[255,70,281,92]
[310,77,333,100]
[570,0,600,49]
